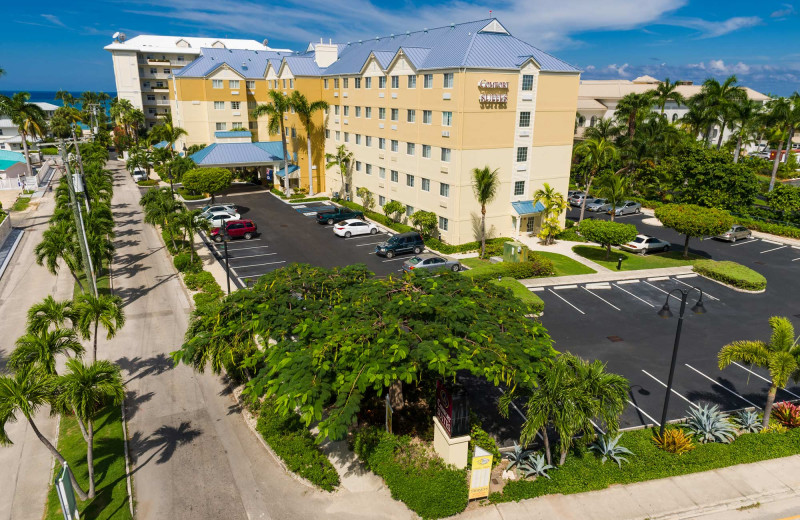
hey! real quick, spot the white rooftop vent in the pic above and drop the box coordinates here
[479,20,509,34]
[263,38,269,47]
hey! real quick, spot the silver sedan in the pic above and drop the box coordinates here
[402,253,461,274]
[716,225,752,242]
[585,198,610,212]
[608,200,642,216]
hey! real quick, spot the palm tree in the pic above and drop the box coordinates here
[0,92,47,177]
[124,109,145,144]
[764,97,792,192]
[55,359,124,499]
[598,173,630,222]
[8,328,85,376]
[699,76,745,149]
[27,296,76,334]
[680,98,715,140]
[55,90,76,108]
[35,221,85,292]
[784,92,800,165]
[85,205,116,274]
[252,90,293,184]
[75,293,126,362]
[150,113,188,157]
[729,99,763,163]
[0,366,88,500]
[173,209,210,262]
[532,183,567,245]
[140,187,181,250]
[651,78,686,115]
[289,91,329,196]
[583,118,621,142]
[575,137,618,222]
[719,317,800,429]
[325,144,353,199]
[615,92,654,141]
[0,67,5,78]
[471,166,500,258]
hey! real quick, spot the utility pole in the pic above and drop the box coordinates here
[59,139,98,297]
[70,125,91,213]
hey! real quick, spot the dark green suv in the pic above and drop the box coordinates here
[375,232,425,258]
[316,207,364,225]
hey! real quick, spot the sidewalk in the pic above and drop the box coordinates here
[520,265,694,288]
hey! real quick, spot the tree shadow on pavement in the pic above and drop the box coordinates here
[116,353,174,383]
[129,421,202,470]
[116,273,178,306]
[124,390,155,419]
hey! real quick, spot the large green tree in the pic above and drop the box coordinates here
[8,328,85,376]
[575,138,618,222]
[182,168,232,203]
[651,78,686,115]
[325,144,353,199]
[75,293,126,363]
[578,219,638,259]
[532,183,567,245]
[615,92,654,141]
[472,166,500,258]
[150,113,188,158]
[27,296,76,334]
[289,91,328,196]
[764,97,792,192]
[598,173,630,222]
[655,204,733,258]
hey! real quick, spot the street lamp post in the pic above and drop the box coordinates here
[220,216,231,295]
[167,166,174,200]
[656,287,707,437]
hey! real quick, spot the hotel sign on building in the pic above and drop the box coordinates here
[478,80,509,104]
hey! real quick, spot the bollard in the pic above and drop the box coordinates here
[617,257,623,270]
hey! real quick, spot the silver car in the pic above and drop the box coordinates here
[402,253,461,274]
[608,200,642,216]
[716,225,752,243]
[569,193,590,207]
[585,198,609,212]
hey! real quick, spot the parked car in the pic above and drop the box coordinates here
[202,210,241,227]
[197,205,237,220]
[199,203,237,214]
[210,219,257,242]
[334,218,379,237]
[567,190,582,199]
[568,192,588,207]
[402,253,461,273]
[620,234,671,254]
[316,207,364,225]
[585,198,610,212]
[716,225,752,242]
[608,200,642,216]
[132,169,148,182]
[375,231,424,258]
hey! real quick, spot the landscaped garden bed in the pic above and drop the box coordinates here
[572,245,703,270]
[693,259,767,291]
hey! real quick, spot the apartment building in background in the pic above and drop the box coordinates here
[0,102,57,151]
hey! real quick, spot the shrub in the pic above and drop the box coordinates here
[518,452,554,479]
[693,260,767,291]
[383,200,404,222]
[256,398,340,491]
[468,420,501,468]
[182,167,232,200]
[184,271,222,296]
[655,204,734,258]
[685,404,737,444]
[356,186,375,211]
[270,188,288,199]
[761,423,789,434]
[736,216,800,239]
[137,179,159,186]
[555,226,587,242]
[734,410,763,433]
[589,434,634,467]
[504,443,533,475]
[352,427,468,519]
[772,402,800,428]
[174,252,201,273]
[410,210,438,238]
[193,291,221,308]
[652,428,695,454]
[577,219,637,259]
[39,146,59,155]
[10,197,30,212]
[464,254,555,283]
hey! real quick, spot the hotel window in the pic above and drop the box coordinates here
[325,129,330,138]
[405,205,414,217]
[229,80,240,89]
[143,81,150,88]
[334,105,340,115]
[407,143,415,155]
[391,108,399,121]
[365,107,372,118]
[247,100,256,109]
[442,111,452,127]
[212,80,223,89]
[422,144,431,158]
[379,167,386,178]
[343,78,349,88]
[438,216,448,231]
[421,178,430,191]
[366,164,373,175]
[365,77,372,89]
[355,134,361,144]
[147,95,155,101]
[291,127,297,138]
[231,101,241,110]
[148,109,156,115]
[282,79,287,88]
[379,76,387,88]
[365,136,372,146]
[344,105,350,116]
[324,79,329,89]
[355,78,361,88]
[214,101,225,110]
[406,174,414,187]
[289,79,294,88]
[521,75,533,91]
[408,75,417,88]
[379,138,386,149]
[441,148,451,162]
[407,109,416,123]
[355,161,362,171]
[335,131,340,141]
[232,122,243,130]
[355,106,361,117]
[216,122,226,130]
[424,74,433,88]
[177,56,185,62]
[443,73,454,88]
[391,170,399,182]
[249,121,258,130]
[379,195,386,206]
[155,81,164,88]
[246,80,256,90]
[440,183,450,197]
[391,76,399,88]
[344,132,349,142]
[516,147,528,162]
[334,78,339,88]
[514,181,525,196]
[391,140,399,152]
[422,110,432,124]
[150,68,157,74]
[379,108,386,120]
[519,112,531,127]
[163,68,171,74]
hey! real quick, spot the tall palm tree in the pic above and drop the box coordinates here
[0,366,88,500]
[75,292,126,363]
[575,137,618,222]
[615,92,654,141]
[0,92,47,177]
[532,183,567,245]
[719,316,800,429]
[598,173,630,222]
[325,144,353,199]
[140,187,181,250]
[173,209,210,262]
[583,118,621,142]
[150,113,188,157]
[289,91,329,196]
[764,97,792,192]
[471,166,500,258]
[55,359,124,499]
[35,221,85,292]
[55,90,76,108]
[680,98,715,140]
[8,328,85,376]
[699,76,745,149]
[729,99,763,163]
[27,296,76,334]
[652,78,686,115]
[124,108,145,144]
[784,92,800,165]
[252,90,293,183]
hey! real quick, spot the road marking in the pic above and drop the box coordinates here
[730,239,759,247]
[760,245,787,254]
[293,204,307,208]
[382,257,408,263]
[647,276,670,282]
[529,287,544,292]
[232,260,287,269]
[641,370,699,408]
[346,234,386,240]
[671,277,719,301]
[792,258,800,262]
[643,281,682,301]
[214,244,270,251]
[626,399,660,426]
[685,364,759,408]
[356,241,386,247]
[553,284,578,290]
[229,252,277,260]
[612,283,656,307]
[761,239,782,245]
[731,362,800,399]
[617,279,639,285]
[211,238,263,246]
[675,274,697,279]
[793,246,800,250]
[582,287,621,311]
[547,289,585,315]
[585,283,611,290]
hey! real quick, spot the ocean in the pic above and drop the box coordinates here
[0,91,116,116]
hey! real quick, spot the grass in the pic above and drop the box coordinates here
[694,260,767,291]
[11,196,30,211]
[177,187,206,200]
[44,406,131,520]
[73,267,111,298]
[536,251,596,276]
[572,245,703,271]
[492,277,544,310]
[0,211,6,225]
[492,427,800,503]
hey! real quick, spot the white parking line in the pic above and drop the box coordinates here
[732,362,800,399]
[211,238,263,245]
[647,276,670,282]
[529,287,544,292]
[345,234,387,240]
[684,364,759,407]
[675,274,697,279]
[585,283,611,290]
[626,399,660,426]
[760,245,787,254]
[547,289,585,315]
[643,281,682,301]
[792,258,800,262]
[641,369,699,408]
[356,241,386,247]
[617,279,639,285]
[731,239,760,247]
[582,287,621,311]
[229,252,277,260]
[612,283,656,307]
[671,277,719,301]
[553,284,578,290]
[232,260,287,269]
[382,257,408,263]
[761,239,782,245]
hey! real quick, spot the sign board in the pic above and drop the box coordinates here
[468,446,493,500]
[478,79,509,104]
[435,380,470,438]
[55,464,80,520]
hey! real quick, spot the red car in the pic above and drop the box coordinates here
[210,219,257,242]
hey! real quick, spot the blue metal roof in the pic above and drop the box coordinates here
[511,200,546,215]
[189,142,287,166]
[176,47,295,79]
[215,130,252,138]
[153,140,169,149]
[274,165,299,177]
[283,56,324,76]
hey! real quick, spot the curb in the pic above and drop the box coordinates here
[693,272,767,294]
[0,229,24,281]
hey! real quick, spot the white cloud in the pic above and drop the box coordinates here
[771,4,796,18]
[585,65,596,71]
[606,63,631,76]
[708,59,751,74]
[665,16,762,38]
[41,14,66,27]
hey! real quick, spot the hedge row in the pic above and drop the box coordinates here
[693,260,767,291]
[39,146,59,155]
[177,187,207,201]
[628,197,664,209]
[735,216,800,239]
[136,179,159,187]
[256,398,340,491]
[352,427,468,519]
[463,254,555,282]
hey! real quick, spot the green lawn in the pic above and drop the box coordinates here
[492,277,544,310]
[44,406,132,520]
[461,252,594,278]
[572,245,703,271]
[11,196,30,211]
[73,267,111,298]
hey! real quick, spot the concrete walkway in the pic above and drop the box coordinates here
[515,234,611,273]
[520,265,694,288]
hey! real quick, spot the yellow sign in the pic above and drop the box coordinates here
[468,447,493,500]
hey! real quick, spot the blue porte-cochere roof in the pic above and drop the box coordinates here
[511,200,546,215]
[189,141,287,166]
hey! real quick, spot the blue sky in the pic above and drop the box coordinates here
[2,0,799,96]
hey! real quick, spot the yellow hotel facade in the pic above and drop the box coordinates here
[166,19,580,244]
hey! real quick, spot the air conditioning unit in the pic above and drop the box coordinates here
[379,92,385,98]
[343,119,349,125]
[379,123,385,129]
[334,92,339,97]
[440,167,449,174]
[378,153,385,159]
[343,92,349,98]
[391,125,397,131]
[231,91,239,95]
[442,93,451,100]
[391,93,398,99]
[441,131,450,137]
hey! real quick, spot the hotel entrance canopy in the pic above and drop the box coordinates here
[189,142,287,169]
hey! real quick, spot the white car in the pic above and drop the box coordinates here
[333,218,379,238]
[196,206,237,222]
[620,234,671,254]
[132,169,148,182]
[203,210,240,226]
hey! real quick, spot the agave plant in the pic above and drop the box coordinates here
[589,433,634,467]
[518,452,554,479]
[734,410,763,433]
[504,442,533,475]
[685,404,737,444]
[653,428,695,454]
[771,402,800,428]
